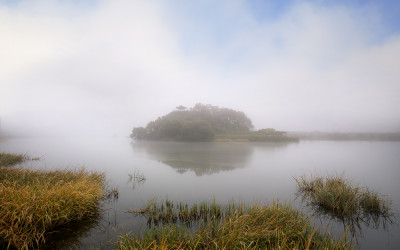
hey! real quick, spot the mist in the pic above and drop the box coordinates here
[1,0,400,137]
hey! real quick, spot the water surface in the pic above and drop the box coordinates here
[1,137,399,249]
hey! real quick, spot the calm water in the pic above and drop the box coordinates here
[1,137,399,249]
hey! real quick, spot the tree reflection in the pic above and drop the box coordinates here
[131,141,291,176]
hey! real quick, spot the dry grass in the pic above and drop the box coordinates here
[118,201,353,249]
[0,166,108,249]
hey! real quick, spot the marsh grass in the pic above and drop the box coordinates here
[294,174,394,234]
[0,166,109,249]
[0,152,33,166]
[127,170,146,190]
[127,199,233,226]
[119,201,353,249]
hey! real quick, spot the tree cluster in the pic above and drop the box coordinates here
[131,103,254,141]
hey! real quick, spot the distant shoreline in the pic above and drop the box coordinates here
[288,132,400,141]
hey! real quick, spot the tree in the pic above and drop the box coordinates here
[176,105,187,111]
[159,119,184,140]
[130,127,148,140]
[182,120,214,141]
[191,103,253,132]
[130,103,254,141]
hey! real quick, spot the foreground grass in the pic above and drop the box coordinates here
[0,153,110,249]
[294,174,393,223]
[118,200,353,249]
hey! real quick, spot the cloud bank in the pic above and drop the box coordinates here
[1,0,399,136]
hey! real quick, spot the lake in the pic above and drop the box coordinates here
[1,137,399,249]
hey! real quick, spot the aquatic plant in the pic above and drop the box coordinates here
[0,166,108,249]
[127,170,146,190]
[127,199,236,226]
[294,173,394,232]
[118,201,353,249]
[0,152,30,166]
[104,186,120,200]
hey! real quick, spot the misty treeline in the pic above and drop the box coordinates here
[131,103,296,142]
[131,104,252,141]
[289,131,400,141]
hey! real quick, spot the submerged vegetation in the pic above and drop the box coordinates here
[119,200,353,249]
[131,103,297,142]
[295,174,394,234]
[0,153,112,249]
[127,170,146,190]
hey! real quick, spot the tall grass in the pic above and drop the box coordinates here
[128,199,229,226]
[0,166,108,249]
[120,200,353,249]
[0,152,29,166]
[294,173,394,233]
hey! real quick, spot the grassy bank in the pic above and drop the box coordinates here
[295,174,393,222]
[214,132,299,142]
[0,153,110,249]
[119,200,353,249]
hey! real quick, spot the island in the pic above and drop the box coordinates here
[130,103,298,142]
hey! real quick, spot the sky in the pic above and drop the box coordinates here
[1,0,400,136]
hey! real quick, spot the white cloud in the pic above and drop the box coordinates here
[1,0,399,136]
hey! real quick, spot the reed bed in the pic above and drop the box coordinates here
[294,174,393,221]
[0,166,108,249]
[0,152,30,166]
[118,201,353,249]
[127,199,236,226]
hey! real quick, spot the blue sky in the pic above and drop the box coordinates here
[1,0,400,136]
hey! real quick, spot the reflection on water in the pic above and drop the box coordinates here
[301,199,396,240]
[1,138,400,249]
[131,141,291,176]
[127,170,146,190]
[43,215,103,249]
[132,141,252,175]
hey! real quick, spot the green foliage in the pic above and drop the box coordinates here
[130,104,299,142]
[132,103,254,141]
[130,127,148,140]
[182,120,214,142]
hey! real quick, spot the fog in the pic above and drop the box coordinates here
[1,0,400,137]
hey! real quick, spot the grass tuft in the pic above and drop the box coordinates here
[120,200,353,249]
[0,164,108,249]
[294,173,394,231]
[0,152,30,166]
